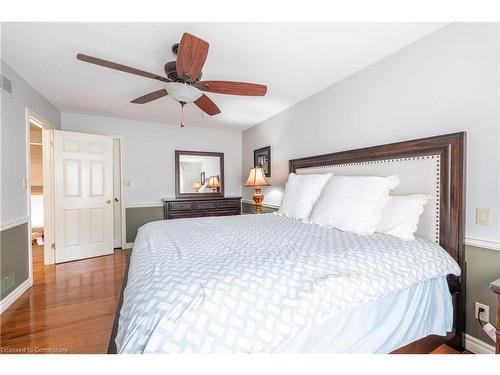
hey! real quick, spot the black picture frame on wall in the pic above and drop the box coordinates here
[254,146,271,177]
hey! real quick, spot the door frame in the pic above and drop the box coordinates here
[112,135,126,249]
[25,109,56,269]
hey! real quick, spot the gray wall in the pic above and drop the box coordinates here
[242,23,500,243]
[465,245,500,345]
[0,223,29,299]
[125,207,164,243]
[242,202,278,214]
[1,60,61,303]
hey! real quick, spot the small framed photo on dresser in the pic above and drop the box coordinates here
[254,146,271,177]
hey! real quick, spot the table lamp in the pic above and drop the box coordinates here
[244,166,271,213]
[192,181,202,192]
[207,176,220,192]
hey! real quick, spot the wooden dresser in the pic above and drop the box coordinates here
[489,278,500,354]
[162,196,241,220]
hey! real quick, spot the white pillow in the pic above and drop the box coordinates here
[308,175,400,235]
[279,173,332,219]
[376,195,431,241]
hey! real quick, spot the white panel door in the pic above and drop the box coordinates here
[54,130,114,263]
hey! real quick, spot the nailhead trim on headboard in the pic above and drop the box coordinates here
[297,155,441,243]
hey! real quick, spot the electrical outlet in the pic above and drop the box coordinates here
[1,271,15,294]
[475,302,490,322]
[476,208,490,225]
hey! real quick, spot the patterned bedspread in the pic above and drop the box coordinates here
[115,213,460,353]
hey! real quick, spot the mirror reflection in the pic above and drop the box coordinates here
[178,154,222,194]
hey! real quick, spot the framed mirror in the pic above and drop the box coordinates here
[175,150,224,198]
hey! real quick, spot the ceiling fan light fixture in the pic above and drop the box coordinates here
[165,82,202,104]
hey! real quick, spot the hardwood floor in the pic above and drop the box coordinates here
[430,345,461,354]
[0,246,129,354]
[0,245,467,354]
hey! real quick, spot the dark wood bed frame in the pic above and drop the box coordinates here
[109,132,466,354]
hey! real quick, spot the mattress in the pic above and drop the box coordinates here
[115,213,460,353]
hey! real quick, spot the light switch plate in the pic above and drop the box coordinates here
[476,208,490,225]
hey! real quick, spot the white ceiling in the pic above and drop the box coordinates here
[1,23,445,130]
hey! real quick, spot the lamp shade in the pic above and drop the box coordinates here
[245,167,271,187]
[165,82,203,103]
[192,182,202,190]
[207,175,220,189]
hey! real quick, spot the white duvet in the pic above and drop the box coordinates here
[115,213,460,353]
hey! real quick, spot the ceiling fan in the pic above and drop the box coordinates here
[76,32,267,123]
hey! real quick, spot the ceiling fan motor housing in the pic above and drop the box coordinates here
[164,60,202,82]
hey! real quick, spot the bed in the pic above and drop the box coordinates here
[109,132,466,354]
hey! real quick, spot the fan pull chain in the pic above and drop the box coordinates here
[180,102,185,128]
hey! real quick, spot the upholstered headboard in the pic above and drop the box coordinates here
[296,156,441,243]
[289,132,466,349]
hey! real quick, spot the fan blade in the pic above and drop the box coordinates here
[77,53,169,83]
[196,81,267,96]
[130,89,168,104]
[176,33,209,82]
[194,94,221,116]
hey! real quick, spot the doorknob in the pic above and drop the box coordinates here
[114,197,119,202]
[106,199,112,204]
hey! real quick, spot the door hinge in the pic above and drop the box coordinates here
[51,243,56,251]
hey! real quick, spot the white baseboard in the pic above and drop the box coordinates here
[0,278,33,314]
[465,333,495,354]
[123,242,134,249]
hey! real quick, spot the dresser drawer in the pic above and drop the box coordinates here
[195,201,218,210]
[169,202,194,211]
[218,200,239,209]
[206,210,240,217]
[169,212,204,219]
[163,197,242,220]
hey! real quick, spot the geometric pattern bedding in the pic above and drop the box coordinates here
[115,213,460,353]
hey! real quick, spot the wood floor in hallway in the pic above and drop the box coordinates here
[0,246,129,354]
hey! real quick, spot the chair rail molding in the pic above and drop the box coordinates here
[465,237,500,252]
[1,216,29,231]
[125,202,163,208]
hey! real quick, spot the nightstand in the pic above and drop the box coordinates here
[489,278,500,354]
